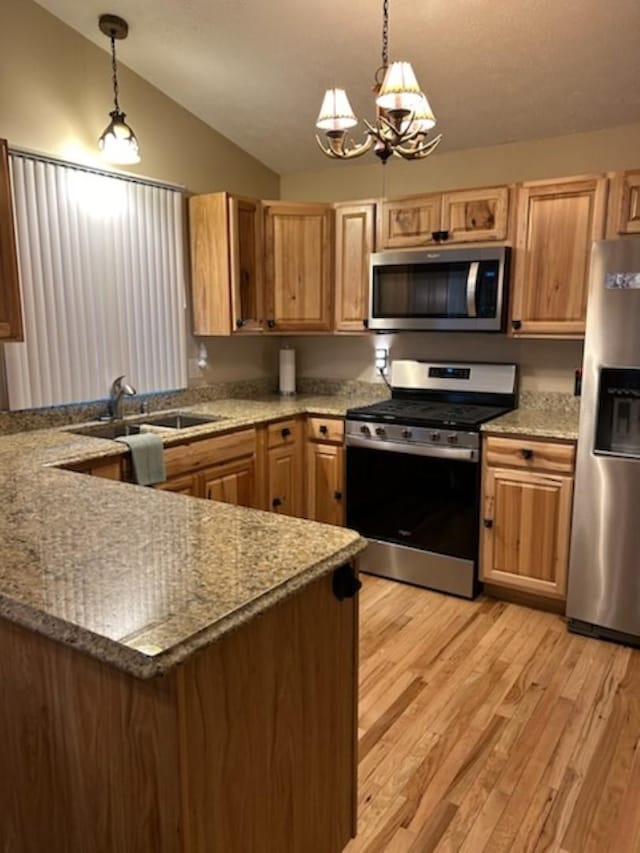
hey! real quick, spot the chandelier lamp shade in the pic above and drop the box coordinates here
[97,14,141,166]
[315,0,442,163]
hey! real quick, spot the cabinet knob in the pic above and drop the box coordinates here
[363,319,369,329]
[319,425,328,435]
[431,230,449,243]
[267,319,276,329]
[483,518,494,529]
[281,427,291,438]
[512,319,522,331]
[272,497,282,508]
[520,448,534,460]
[334,490,342,501]
[332,564,362,601]
[236,318,245,328]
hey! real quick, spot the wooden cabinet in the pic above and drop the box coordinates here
[189,192,263,335]
[480,436,576,601]
[511,175,608,337]
[379,185,509,248]
[202,456,256,507]
[607,170,640,236]
[0,139,23,341]
[306,417,345,526]
[155,471,199,496]
[263,202,333,331]
[334,201,376,332]
[264,417,303,517]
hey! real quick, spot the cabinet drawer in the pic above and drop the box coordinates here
[307,417,344,444]
[484,436,575,474]
[163,428,256,479]
[267,418,299,449]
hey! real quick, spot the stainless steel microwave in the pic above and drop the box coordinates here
[368,245,510,332]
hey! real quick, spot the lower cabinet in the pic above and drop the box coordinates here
[480,435,576,601]
[305,417,345,526]
[154,471,199,496]
[202,457,256,507]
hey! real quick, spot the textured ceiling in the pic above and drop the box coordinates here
[35,0,640,175]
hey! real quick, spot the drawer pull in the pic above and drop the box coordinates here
[521,448,534,460]
[235,318,245,328]
[272,497,282,508]
[267,319,276,329]
[512,319,522,331]
[319,425,328,435]
[281,427,291,438]
[483,518,493,529]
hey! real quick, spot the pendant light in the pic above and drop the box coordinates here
[97,14,141,165]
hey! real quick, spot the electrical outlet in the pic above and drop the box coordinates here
[375,347,389,373]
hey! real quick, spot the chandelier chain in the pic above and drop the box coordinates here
[382,0,389,67]
[110,35,120,112]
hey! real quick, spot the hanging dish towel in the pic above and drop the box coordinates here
[115,433,166,486]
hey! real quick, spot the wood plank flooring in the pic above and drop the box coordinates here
[347,575,640,853]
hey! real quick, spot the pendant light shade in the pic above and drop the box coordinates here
[375,61,423,113]
[316,88,358,131]
[98,14,141,165]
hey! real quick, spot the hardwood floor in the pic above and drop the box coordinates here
[347,575,640,853]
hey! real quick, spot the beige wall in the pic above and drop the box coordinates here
[1,0,279,198]
[281,122,640,201]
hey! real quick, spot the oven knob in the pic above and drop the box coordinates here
[447,433,459,445]
[402,428,413,440]
[360,425,371,435]
[375,427,386,438]
[430,431,441,442]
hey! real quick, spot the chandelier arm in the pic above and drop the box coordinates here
[315,133,375,160]
[393,133,443,160]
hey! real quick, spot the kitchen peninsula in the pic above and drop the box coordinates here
[0,416,366,853]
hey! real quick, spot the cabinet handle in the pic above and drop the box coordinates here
[520,448,534,460]
[483,518,494,529]
[319,425,328,435]
[236,318,245,328]
[267,319,276,329]
[363,319,369,329]
[512,319,522,331]
[332,564,362,601]
[272,497,282,508]
[431,230,449,243]
[281,427,291,438]
[334,490,342,501]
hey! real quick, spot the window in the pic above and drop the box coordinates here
[4,152,187,410]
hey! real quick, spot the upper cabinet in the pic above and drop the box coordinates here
[263,202,333,332]
[0,139,23,341]
[510,175,608,338]
[189,192,263,335]
[607,170,640,237]
[334,201,376,332]
[379,185,509,249]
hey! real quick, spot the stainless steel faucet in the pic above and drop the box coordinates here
[108,375,136,420]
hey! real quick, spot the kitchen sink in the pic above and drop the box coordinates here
[70,412,226,440]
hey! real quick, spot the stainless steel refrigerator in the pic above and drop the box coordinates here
[567,238,640,645]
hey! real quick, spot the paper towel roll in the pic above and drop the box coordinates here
[279,347,296,396]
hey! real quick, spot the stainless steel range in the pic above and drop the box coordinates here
[346,360,518,598]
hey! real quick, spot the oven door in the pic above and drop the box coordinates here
[346,441,480,598]
[369,246,508,332]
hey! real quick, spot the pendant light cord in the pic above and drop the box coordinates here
[382,0,389,67]
[110,34,120,112]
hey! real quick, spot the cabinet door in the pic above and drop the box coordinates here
[264,203,332,331]
[267,443,302,517]
[229,196,264,332]
[511,176,607,337]
[481,467,574,599]
[189,192,232,335]
[154,472,200,496]
[334,202,375,332]
[306,443,344,526]
[608,170,640,236]
[0,139,23,341]
[379,193,441,248]
[440,186,509,243]
[202,456,257,508]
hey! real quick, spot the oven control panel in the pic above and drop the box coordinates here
[346,419,480,461]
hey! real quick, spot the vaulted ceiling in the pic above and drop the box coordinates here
[36,0,640,175]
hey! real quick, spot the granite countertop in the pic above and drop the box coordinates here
[481,392,580,441]
[0,393,379,679]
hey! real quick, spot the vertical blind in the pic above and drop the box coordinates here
[4,153,187,410]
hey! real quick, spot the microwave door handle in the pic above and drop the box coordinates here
[466,261,479,318]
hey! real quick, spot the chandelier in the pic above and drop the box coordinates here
[315,0,442,163]
[97,14,141,165]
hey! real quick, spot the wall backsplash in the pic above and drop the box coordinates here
[287,334,584,394]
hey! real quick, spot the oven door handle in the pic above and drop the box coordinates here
[345,435,479,462]
[466,261,479,318]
